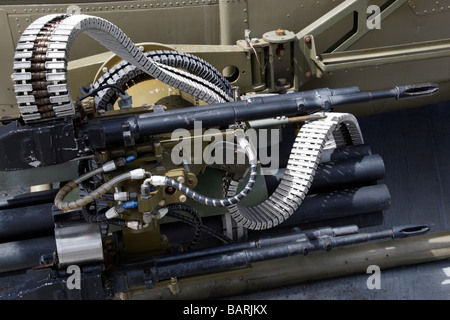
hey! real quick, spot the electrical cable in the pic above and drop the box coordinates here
[79,84,126,101]
[167,204,203,250]
[166,210,232,244]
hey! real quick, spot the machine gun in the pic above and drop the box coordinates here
[0,13,442,300]
[0,82,438,170]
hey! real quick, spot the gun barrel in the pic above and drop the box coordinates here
[329,83,439,106]
[0,83,439,170]
[87,83,438,148]
[109,223,430,289]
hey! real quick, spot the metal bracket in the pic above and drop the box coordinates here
[305,35,450,78]
[294,0,409,89]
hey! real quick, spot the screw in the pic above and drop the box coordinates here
[304,35,311,43]
[305,71,312,78]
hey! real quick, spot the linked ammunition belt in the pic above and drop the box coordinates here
[225,113,364,230]
[92,50,233,112]
[13,14,232,123]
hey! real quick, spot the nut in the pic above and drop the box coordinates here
[275,28,286,36]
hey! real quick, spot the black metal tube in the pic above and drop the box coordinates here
[0,189,58,210]
[307,154,385,192]
[113,223,428,290]
[0,236,56,273]
[288,184,391,224]
[157,225,359,264]
[160,183,389,250]
[0,154,383,242]
[319,144,372,163]
[0,203,55,243]
[89,98,318,147]
[85,83,438,148]
[265,154,385,195]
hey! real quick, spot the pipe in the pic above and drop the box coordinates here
[0,236,56,273]
[111,224,429,291]
[83,83,437,148]
[156,225,359,265]
[0,189,58,210]
[265,154,385,195]
[0,203,54,243]
[161,184,390,247]
[319,144,372,163]
[288,184,391,224]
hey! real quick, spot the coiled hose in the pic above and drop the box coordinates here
[54,166,145,211]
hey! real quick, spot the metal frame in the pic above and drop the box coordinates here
[293,0,450,89]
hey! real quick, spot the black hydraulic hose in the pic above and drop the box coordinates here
[81,204,109,223]
[166,210,232,244]
[167,204,203,250]
[79,84,126,100]
[81,203,134,229]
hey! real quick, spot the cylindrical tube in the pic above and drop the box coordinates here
[84,86,362,147]
[112,223,426,290]
[309,154,385,193]
[0,189,58,210]
[265,154,385,196]
[0,236,56,273]
[319,144,372,163]
[289,184,391,224]
[0,203,54,243]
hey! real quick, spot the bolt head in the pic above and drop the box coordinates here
[275,28,286,36]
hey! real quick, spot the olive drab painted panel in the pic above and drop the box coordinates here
[2,0,450,117]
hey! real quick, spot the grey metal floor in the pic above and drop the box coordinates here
[227,101,450,300]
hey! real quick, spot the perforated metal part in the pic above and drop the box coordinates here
[225,113,364,230]
[92,50,233,111]
[13,14,233,123]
